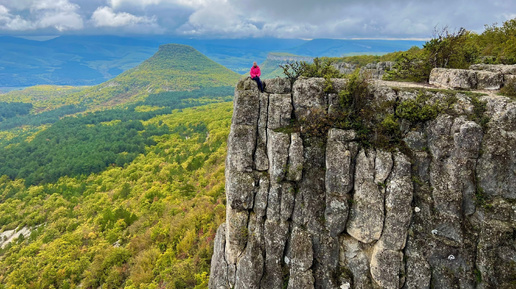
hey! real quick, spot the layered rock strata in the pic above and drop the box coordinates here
[209,76,516,289]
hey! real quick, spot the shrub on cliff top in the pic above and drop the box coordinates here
[383,48,430,82]
[500,78,516,99]
[280,57,343,91]
[384,27,479,82]
[396,93,442,122]
[339,69,370,123]
[382,18,516,82]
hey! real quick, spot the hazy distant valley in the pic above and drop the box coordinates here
[0,35,424,89]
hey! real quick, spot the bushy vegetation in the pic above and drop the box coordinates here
[143,86,234,108]
[0,102,232,288]
[500,77,516,98]
[287,68,460,151]
[336,71,404,149]
[0,86,86,112]
[395,91,448,122]
[340,18,516,82]
[479,19,516,64]
[247,53,301,80]
[0,104,85,130]
[381,47,429,82]
[0,102,32,121]
[0,85,236,186]
[280,57,342,92]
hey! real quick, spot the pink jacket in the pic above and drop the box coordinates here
[250,65,261,78]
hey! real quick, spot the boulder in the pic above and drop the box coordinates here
[429,68,477,89]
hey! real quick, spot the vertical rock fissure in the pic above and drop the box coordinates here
[280,222,293,286]
[251,96,261,169]
[378,149,395,240]
[470,114,486,287]
[254,90,270,172]
[238,211,253,260]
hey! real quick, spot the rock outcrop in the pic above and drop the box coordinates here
[209,75,516,289]
[429,64,516,90]
[333,61,394,79]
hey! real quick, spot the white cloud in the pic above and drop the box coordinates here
[174,0,516,39]
[0,0,83,31]
[0,4,34,30]
[110,0,163,9]
[173,0,211,8]
[109,0,208,9]
[0,5,8,15]
[177,1,262,37]
[0,0,515,38]
[31,0,79,12]
[39,10,84,31]
[503,13,516,21]
[0,0,34,11]
[3,15,34,31]
[91,6,157,27]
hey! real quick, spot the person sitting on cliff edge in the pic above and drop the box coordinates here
[250,61,265,93]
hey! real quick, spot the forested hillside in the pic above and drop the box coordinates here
[0,86,85,112]
[0,103,231,288]
[0,43,242,288]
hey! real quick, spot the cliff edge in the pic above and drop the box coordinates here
[209,74,516,289]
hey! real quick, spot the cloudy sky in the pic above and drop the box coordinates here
[0,0,514,39]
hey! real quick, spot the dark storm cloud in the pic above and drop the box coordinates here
[0,0,514,38]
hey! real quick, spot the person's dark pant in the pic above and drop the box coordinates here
[252,76,264,92]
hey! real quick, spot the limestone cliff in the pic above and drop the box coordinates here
[209,73,516,289]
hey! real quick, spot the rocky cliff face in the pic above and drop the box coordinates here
[209,75,516,289]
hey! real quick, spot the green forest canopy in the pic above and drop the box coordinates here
[0,102,232,288]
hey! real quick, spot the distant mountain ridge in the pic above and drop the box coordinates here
[0,36,424,87]
[0,44,241,133]
[2,44,240,110]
